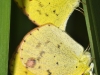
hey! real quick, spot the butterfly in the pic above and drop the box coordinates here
[10,0,94,74]
[15,0,80,30]
[10,24,91,75]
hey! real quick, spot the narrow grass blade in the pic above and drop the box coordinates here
[83,0,100,75]
[0,0,11,75]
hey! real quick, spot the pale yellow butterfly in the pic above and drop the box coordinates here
[15,0,80,30]
[17,24,91,75]
[10,0,92,75]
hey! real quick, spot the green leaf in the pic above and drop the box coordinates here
[0,0,11,75]
[83,0,100,75]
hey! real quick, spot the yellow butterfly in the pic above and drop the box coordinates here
[10,0,94,74]
[16,24,91,75]
[15,0,80,30]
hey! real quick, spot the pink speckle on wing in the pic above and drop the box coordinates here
[25,58,36,68]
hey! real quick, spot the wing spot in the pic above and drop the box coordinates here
[48,24,50,26]
[27,14,29,17]
[56,14,59,16]
[39,2,44,7]
[56,62,59,65]
[25,71,28,74]
[21,48,23,50]
[25,58,36,68]
[45,13,49,16]
[37,10,41,15]
[24,40,26,42]
[47,70,52,75]
[38,66,41,69]
[36,42,41,48]
[57,44,60,48]
[45,40,50,44]
[60,42,62,44]
[37,57,41,61]
[40,51,45,57]
[37,28,39,31]
[57,27,59,29]
[30,33,32,35]
[21,58,23,60]
[32,20,36,23]
[53,10,56,13]
[76,66,78,68]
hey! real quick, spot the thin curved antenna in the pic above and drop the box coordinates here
[84,44,91,53]
[79,0,86,5]
[75,8,84,15]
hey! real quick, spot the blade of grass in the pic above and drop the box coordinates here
[83,0,100,75]
[0,0,11,75]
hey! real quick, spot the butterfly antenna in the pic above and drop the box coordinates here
[78,7,84,11]
[85,45,95,61]
[75,7,84,15]
[75,0,87,15]
[79,0,86,5]
[86,45,90,51]
[84,44,90,53]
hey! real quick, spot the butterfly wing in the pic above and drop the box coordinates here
[18,24,90,75]
[15,0,80,30]
[10,50,35,75]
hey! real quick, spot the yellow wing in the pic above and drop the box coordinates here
[15,0,80,30]
[10,50,35,75]
[10,51,91,75]
[18,24,91,75]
